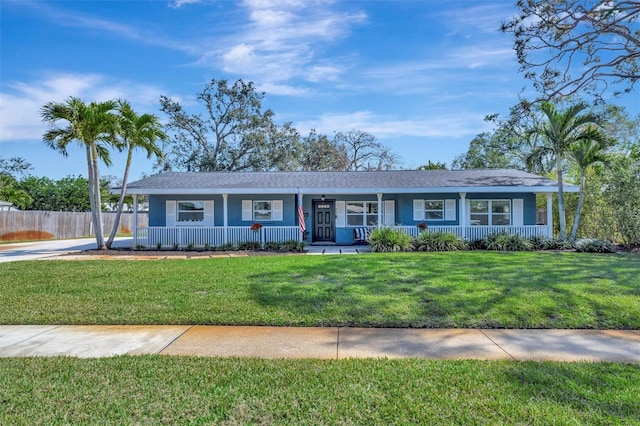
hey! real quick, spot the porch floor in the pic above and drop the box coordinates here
[305,245,370,255]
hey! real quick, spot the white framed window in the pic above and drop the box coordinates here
[166,200,213,227]
[242,200,284,222]
[346,201,378,226]
[413,199,456,221]
[177,201,205,223]
[253,201,272,221]
[470,200,511,226]
[424,200,444,220]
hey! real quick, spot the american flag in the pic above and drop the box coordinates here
[297,193,306,234]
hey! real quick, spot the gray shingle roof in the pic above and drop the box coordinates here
[121,169,575,195]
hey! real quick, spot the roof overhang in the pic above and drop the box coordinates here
[117,185,577,195]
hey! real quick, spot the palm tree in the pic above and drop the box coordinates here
[527,102,602,239]
[106,101,166,249]
[41,97,118,249]
[568,137,609,241]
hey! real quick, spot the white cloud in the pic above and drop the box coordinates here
[169,0,204,9]
[0,73,166,142]
[295,110,491,140]
[210,1,366,89]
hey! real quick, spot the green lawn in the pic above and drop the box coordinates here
[0,357,638,425]
[1,251,639,328]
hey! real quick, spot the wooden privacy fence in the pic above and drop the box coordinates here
[0,211,148,241]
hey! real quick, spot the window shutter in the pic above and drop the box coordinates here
[445,199,457,221]
[204,200,214,226]
[413,199,424,221]
[166,200,176,227]
[384,200,395,226]
[242,200,252,221]
[512,199,524,226]
[335,201,346,227]
[272,200,283,221]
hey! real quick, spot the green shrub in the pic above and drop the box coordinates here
[468,239,486,250]
[542,238,575,251]
[280,239,306,252]
[215,243,235,251]
[155,242,162,250]
[264,241,281,251]
[413,232,468,252]
[575,238,616,253]
[186,243,195,251]
[237,241,261,251]
[204,243,212,251]
[528,235,547,251]
[484,233,532,251]
[369,228,413,252]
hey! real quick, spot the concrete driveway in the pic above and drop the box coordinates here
[0,237,133,263]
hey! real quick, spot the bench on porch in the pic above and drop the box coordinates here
[353,227,373,244]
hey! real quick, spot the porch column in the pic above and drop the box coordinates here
[377,193,383,229]
[223,193,228,244]
[132,194,138,247]
[546,193,553,238]
[459,191,467,225]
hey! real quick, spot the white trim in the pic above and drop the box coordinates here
[242,200,252,221]
[384,200,395,226]
[413,199,424,221]
[445,199,457,221]
[272,200,283,221]
[166,200,176,227]
[512,199,524,227]
[204,200,215,226]
[335,201,346,227]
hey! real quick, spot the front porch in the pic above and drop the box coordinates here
[133,225,551,249]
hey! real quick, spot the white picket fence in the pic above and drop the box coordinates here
[391,225,551,240]
[135,225,550,248]
[136,226,301,248]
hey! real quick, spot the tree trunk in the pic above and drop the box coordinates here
[557,162,567,240]
[106,147,132,249]
[91,144,106,250]
[570,174,586,241]
[85,145,101,249]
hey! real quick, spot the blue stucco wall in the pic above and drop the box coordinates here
[466,192,537,226]
[148,194,297,227]
[149,192,539,244]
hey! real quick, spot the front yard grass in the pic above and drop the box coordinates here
[1,251,638,328]
[1,357,638,424]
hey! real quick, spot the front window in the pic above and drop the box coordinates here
[347,201,378,226]
[424,200,444,220]
[253,201,272,221]
[177,201,204,223]
[470,200,511,226]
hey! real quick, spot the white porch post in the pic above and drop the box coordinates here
[377,193,383,228]
[459,192,467,238]
[546,193,553,238]
[223,193,228,244]
[132,194,138,247]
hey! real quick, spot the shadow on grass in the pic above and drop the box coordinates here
[247,252,640,329]
[502,362,640,421]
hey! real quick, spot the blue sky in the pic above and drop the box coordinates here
[1,0,638,181]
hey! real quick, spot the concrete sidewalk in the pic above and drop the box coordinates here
[1,325,639,362]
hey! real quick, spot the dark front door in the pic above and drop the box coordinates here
[313,200,335,242]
